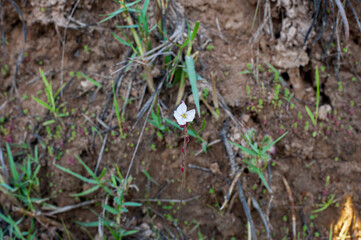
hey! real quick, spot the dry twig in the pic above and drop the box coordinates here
[282,176,296,240]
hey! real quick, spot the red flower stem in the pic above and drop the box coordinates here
[178,125,188,223]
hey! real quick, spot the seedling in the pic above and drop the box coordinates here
[57,156,141,238]
[229,129,288,192]
[312,194,336,213]
[207,45,214,51]
[33,68,66,118]
[113,83,126,139]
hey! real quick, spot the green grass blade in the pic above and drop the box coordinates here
[71,185,100,197]
[74,155,99,180]
[190,22,200,43]
[32,97,53,112]
[39,68,55,110]
[99,8,126,23]
[122,202,142,207]
[140,0,150,35]
[142,170,159,186]
[261,131,288,154]
[75,220,101,227]
[116,24,139,29]
[312,194,335,213]
[305,106,317,126]
[122,230,139,236]
[103,204,119,215]
[0,211,24,239]
[5,142,19,182]
[229,141,258,156]
[257,170,271,192]
[165,118,204,143]
[111,31,131,47]
[81,72,102,88]
[244,134,260,155]
[54,164,98,184]
[185,56,200,117]
[113,83,124,138]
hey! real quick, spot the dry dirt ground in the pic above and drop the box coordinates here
[1,0,361,239]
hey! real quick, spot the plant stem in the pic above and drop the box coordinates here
[178,125,189,223]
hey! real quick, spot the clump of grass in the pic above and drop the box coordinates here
[0,143,43,239]
[55,155,141,238]
[33,68,66,118]
[229,129,287,192]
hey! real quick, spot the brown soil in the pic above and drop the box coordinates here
[1,0,361,239]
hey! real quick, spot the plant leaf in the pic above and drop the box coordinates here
[122,202,142,207]
[103,204,119,215]
[305,106,317,126]
[186,56,200,117]
[54,164,98,184]
[229,141,258,156]
[80,72,102,88]
[71,185,100,197]
[32,96,53,112]
[5,142,19,182]
[261,131,288,154]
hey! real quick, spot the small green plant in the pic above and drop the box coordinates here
[206,45,214,51]
[229,129,287,192]
[84,45,90,53]
[77,71,102,88]
[312,194,336,213]
[33,68,65,118]
[0,143,43,239]
[56,156,140,239]
[113,83,126,139]
[1,64,9,75]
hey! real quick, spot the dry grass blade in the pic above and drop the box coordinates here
[221,170,242,211]
[219,120,238,176]
[134,196,200,203]
[94,133,108,173]
[12,206,77,239]
[252,197,271,239]
[346,0,361,34]
[334,0,349,42]
[300,0,321,55]
[146,206,177,239]
[43,199,100,216]
[237,180,257,240]
[124,74,166,189]
[282,176,296,240]
[312,0,329,46]
[132,74,165,130]
[101,49,132,121]
[121,69,135,113]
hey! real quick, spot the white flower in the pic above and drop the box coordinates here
[173,101,195,126]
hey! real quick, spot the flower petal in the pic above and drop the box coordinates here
[175,115,187,125]
[173,111,183,124]
[175,102,187,116]
[185,109,195,122]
